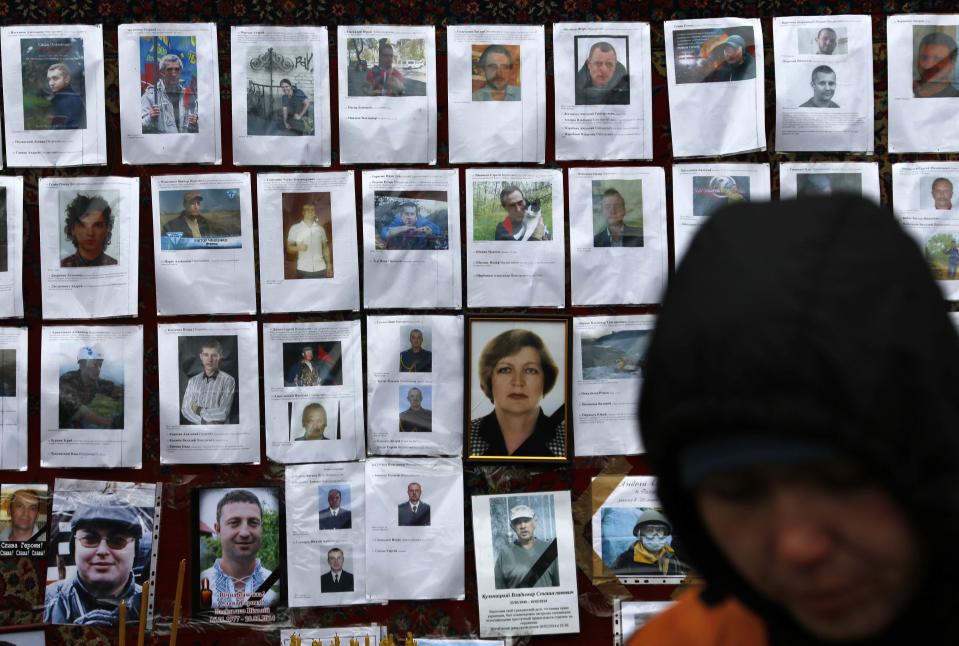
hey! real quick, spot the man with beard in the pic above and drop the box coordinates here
[200,489,277,608]
[473,45,521,101]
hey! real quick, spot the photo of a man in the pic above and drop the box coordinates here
[318,487,351,530]
[800,65,839,108]
[399,327,432,373]
[162,191,210,239]
[346,37,427,97]
[58,344,124,430]
[374,192,449,251]
[493,502,559,589]
[593,185,643,248]
[159,188,243,251]
[45,63,86,129]
[0,486,45,543]
[44,496,145,625]
[796,173,862,198]
[397,482,430,526]
[245,44,314,136]
[294,402,331,441]
[60,194,118,267]
[20,37,86,131]
[574,38,629,105]
[399,386,432,433]
[931,177,955,210]
[320,547,354,592]
[178,337,238,425]
[140,42,199,134]
[472,183,553,242]
[815,27,838,55]
[673,28,757,84]
[472,45,521,101]
[285,200,332,278]
[607,508,689,577]
[913,28,959,98]
[198,488,279,609]
[282,341,342,388]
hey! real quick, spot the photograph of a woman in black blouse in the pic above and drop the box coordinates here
[469,323,567,460]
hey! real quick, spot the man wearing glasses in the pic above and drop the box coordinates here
[141,53,199,133]
[611,509,687,576]
[44,497,143,625]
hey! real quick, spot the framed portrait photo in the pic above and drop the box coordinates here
[467,317,570,462]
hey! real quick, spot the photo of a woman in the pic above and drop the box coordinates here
[468,319,568,460]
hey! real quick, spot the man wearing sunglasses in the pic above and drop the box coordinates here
[44,497,143,625]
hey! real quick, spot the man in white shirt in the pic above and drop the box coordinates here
[318,488,351,529]
[181,338,236,425]
[286,203,332,279]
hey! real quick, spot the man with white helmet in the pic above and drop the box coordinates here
[494,503,560,589]
[58,345,123,429]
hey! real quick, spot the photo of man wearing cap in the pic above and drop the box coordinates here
[493,502,560,589]
[44,495,145,626]
[702,32,756,82]
[161,191,211,239]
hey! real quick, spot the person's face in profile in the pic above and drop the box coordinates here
[47,68,69,93]
[72,210,109,260]
[216,501,263,564]
[79,358,103,381]
[491,346,545,416]
[602,194,626,227]
[511,516,536,545]
[199,346,222,376]
[186,198,203,217]
[918,43,957,84]
[10,492,39,534]
[302,407,327,438]
[301,204,316,224]
[328,549,344,573]
[409,330,424,351]
[407,483,422,503]
[401,206,417,227]
[723,44,744,65]
[696,460,921,642]
[811,71,837,103]
[327,489,341,509]
[280,81,293,97]
[407,388,423,410]
[74,524,136,596]
[816,29,837,55]
[483,52,512,91]
[379,46,394,70]
[586,48,617,88]
[933,179,954,210]
[502,190,527,225]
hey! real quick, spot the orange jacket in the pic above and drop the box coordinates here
[628,589,768,646]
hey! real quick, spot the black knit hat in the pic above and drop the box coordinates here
[639,196,959,637]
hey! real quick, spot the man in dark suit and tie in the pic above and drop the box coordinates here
[318,488,352,530]
[397,482,431,526]
[320,548,354,593]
